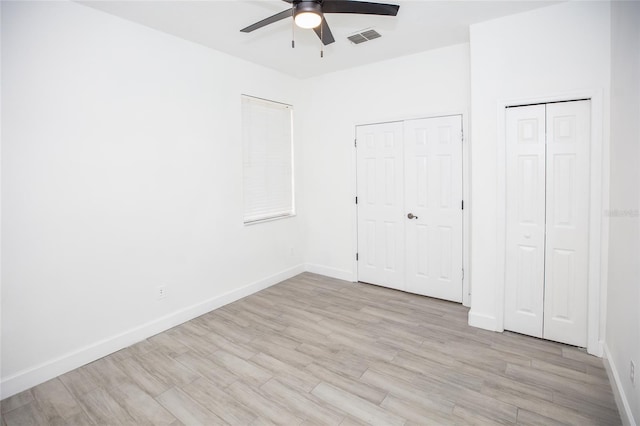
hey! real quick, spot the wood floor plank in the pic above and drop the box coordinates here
[516,408,572,426]
[306,363,388,405]
[0,391,33,414]
[156,387,223,425]
[111,381,177,426]
[115,356,172,397]
[209,349,272,387]
[148,330,191,357]
[360,368,453,416]
[165,327,219,357]
[182,377,257,424]
[58,368,99,400]
[505,363,615,406]
[78,387,135,425]
[1,272,622,425]
[481,379,598,425]
[226,380,304,425]
[134,350,201,388]
[260,378,345,425]
[251,352,320,393]
[31,378,84,424]
[311,382,405,426]
[3,402,49,426]
[205,331,256,360]
[173,351,238,388]
[380,394,455,425]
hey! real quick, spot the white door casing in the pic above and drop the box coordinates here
[356,116,463,302]
[504,105,546,338]
[404,117,463,302]
[356,122,405,291]
[543,100,590,347]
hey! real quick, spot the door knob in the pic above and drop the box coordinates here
[407,213,418,219]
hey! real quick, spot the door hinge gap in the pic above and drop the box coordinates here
[356,253,359,261]
[355,196,358,204]
[461,200,464,210]
[354,139,357,148]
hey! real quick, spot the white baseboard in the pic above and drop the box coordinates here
[0,264,306,400]
[603,343,638,426]
[305,263,355,282]
[468,310,499,331]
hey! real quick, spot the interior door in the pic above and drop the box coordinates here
[504,105,546,338]
[504,100,590,347]
[356,122,405,291]
[543,100,590,347]
[404,116,463,302]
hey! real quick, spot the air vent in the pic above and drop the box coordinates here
[347,29,381,44]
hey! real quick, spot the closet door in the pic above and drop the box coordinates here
[404,116,463,302]
[356,122,405,291]
[504,105,547,338]
[543,100,590,347]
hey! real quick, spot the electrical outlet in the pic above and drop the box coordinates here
[157,286,167,300]
[631,361,636,385]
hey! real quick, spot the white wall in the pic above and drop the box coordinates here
[606,1,640,423]
[468,1,611,342]
[301,43,470,281]
[1,0,306,398]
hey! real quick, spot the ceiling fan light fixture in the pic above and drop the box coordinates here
[295,11,322,29]
[294,2,322,29]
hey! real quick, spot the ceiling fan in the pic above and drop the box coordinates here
[240,0,400,46]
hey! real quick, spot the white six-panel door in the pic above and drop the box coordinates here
[404,117,463,302]
[504,105,547,338]
[504,100,590,347]
[356,116,463,302]
[356,122,405,291]
[543,101,590,347]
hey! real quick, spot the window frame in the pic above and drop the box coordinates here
[241,94,295,225]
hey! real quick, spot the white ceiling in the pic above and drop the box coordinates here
[79,0,559,79]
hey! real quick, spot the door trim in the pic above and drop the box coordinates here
[496,90,607,356]
[353,112,470,306]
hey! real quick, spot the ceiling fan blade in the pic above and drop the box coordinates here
[322,0,399,16]
[240,9,293,33]
[313,18,336,45]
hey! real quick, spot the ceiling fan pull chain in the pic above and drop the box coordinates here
[320,19,324,58]
[291,3,295,48]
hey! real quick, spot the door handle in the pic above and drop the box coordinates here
[407,213,418,219]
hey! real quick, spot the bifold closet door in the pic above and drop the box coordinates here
[543,101,590,347]
[356,122,405,291]
[504,105,547,338]
[504,100,590,347]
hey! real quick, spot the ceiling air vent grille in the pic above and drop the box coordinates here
[347,29,381,44]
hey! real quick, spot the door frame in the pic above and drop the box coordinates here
[352,111,471,307]
[496,90,607,356]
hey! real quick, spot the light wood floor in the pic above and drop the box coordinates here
[1,273,621,425]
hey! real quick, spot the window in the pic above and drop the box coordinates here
[241,95,294,224]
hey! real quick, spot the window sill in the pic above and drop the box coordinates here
[243,213,296,226]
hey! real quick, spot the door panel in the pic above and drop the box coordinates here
[404,116,463,302]
[504,105,546,338]
[543,100,590,347]
[356,122,405,290]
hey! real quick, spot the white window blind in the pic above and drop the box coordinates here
[242,95,294,224]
